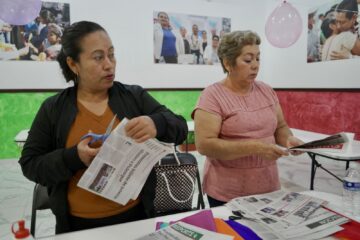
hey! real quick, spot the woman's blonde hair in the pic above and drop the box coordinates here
[218,30,261,73]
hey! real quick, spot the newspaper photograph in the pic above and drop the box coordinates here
[78,118,173,205]
[256,192,326,225]
[226,191,348,239]
[135,222,233,240]
[226,190,285,213]
[289,132,349,153]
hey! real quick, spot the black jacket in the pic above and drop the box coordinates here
[19,82,187,233]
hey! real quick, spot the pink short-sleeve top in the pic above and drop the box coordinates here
[192,81,281,202]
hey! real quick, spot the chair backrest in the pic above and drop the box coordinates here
[30,183,50,237]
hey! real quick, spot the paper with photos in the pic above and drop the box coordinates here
[226,191,349,239]
[78,118,173,205]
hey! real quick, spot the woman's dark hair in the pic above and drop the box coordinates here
[336,0,358,19]
[40,10,55,24]
[321,18,336,39]
[57,21,106,83]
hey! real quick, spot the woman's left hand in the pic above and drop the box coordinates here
[286,136,304,155]
[330,50,350,60]
[125,116,157,143]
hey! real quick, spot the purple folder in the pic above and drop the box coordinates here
[156,210,217,232]
[225,220,262,240]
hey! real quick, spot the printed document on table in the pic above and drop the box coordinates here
[227,191,327,225]
[135,222,233,240]
[77,118,173,205]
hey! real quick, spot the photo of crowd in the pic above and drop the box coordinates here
[153,11,231,65]
[307,0,360,63]
[89,163,115,194]
[0,1,70,61]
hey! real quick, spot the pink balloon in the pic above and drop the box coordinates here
[265,1,302,48]
[0,0,42,25]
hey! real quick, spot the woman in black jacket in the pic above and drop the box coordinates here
[19,21,187,234]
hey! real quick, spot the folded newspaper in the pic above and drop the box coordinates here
[77,118,174,205]
[226,190,349,240]
[289,132,349,153]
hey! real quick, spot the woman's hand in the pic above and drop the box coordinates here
[258,143,289,161]
[330,50,350,60]
[125,116,157,143]
[77,136,100,167]
[286,136,304,155]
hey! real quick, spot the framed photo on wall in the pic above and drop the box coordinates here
[0,1,70,62]
[307,0,360,63]
[153,11,231,65]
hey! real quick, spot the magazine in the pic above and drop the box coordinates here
[289,132,349,153]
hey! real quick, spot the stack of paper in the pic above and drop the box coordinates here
[137,221,233,240]
[226,191,349,239]
[148,209,261,240]
[77,118,173,205]
[140,210,239,240]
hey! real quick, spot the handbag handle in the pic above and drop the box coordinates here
[159,147,181,166]
[160,171,195,203]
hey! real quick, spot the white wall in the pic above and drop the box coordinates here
[0,0,265,90]
[1,0,359,90]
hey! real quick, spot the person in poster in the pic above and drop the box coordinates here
[308,0,360,62]
[203,34,220,65]
[327,0,360,60]
[153,11,183,64]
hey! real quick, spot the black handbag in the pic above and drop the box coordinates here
[141,151,205,217]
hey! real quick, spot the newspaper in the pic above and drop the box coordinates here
[135,222,233,240]
[279,208,348,239]
[226,191,349,239]
[289,132,349,153]
[77,118,173,205]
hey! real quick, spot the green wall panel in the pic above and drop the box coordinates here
[149,91,200,120]
[0,90,201,159]
[0,93,56,159]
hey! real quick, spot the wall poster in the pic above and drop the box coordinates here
[153,11,231,65]
[0,1,70,62]
[307,0,360,63]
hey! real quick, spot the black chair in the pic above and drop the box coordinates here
[30,183,50,237]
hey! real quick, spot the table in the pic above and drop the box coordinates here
[292,129,360,190]
[14,129,29,148]
[37,191,350,240]
[38,207,231,240]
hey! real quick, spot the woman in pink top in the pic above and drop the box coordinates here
[192,30,303,207]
